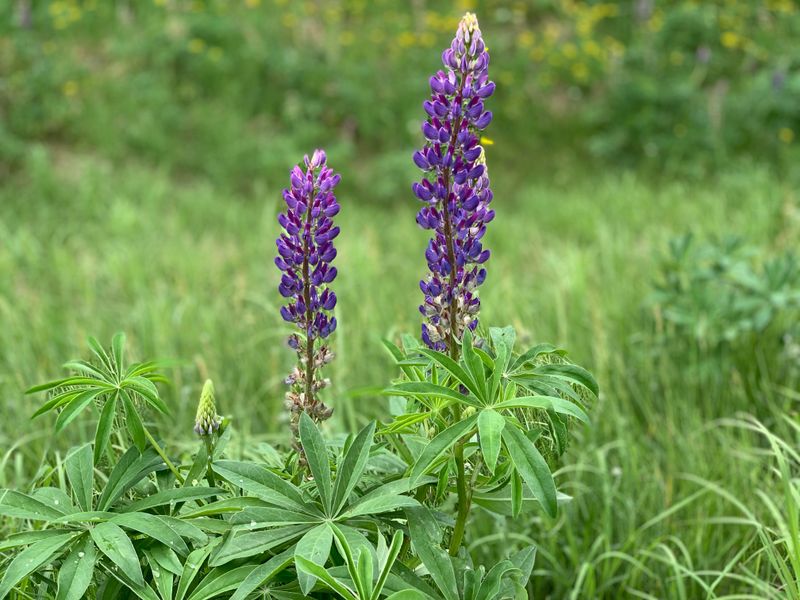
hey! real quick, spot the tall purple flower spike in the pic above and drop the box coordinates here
[276,149,339,440]
[413,13,495,354]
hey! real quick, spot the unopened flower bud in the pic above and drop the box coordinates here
[194,379,221,437]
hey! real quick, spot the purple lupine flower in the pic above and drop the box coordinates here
[276,150,339,439]
[413,13,495,354]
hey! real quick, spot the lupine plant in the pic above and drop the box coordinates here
[276,149,340,449]
[0,13,596,600]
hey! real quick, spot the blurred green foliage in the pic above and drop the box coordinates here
[1,0,799,188]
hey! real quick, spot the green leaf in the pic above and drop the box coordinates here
[332,420,376,515]
[122,390,146,451]
[26,377,73,394]
[0,529,72,551]
[509,545,537,586]
[230,506,319,527]
[112,332,126,374]
[461,330,487,399]
[211,461,311,514]
[209,525,308,566]
[65,444,94,512]
[123,376,169,415]
[299,412,333,514]
[532,363,599,396]
[0,532,78,599]
[0,489,66,521]
[489,326,516,370]
[341,493,419,518]
[475,560,520,600]
[329,523,368,599]
[384,591,430,600]
[295,523,334,595]
[145,549,175,600]
[409,414,478,484]
[122,486,221,513]
[91,521,145,586]
[87,336,115,377]
[477,409,505,474]
[179,496,268,518]
[98,447,160,510]
[510,343,560,372]
[493,395,590,424]
[56,536,97,600]
[175,544,217,600]
[147,544,183,575]
[406,506,457,600]
[370,531,404,600]
[110,513,189,555]
[296,556,357,600]
[186,565,258,600]
[416,348,483,399]
[228,548,295,600]
[94,392,118,464]
[502,424,557,518]
[55,388,106,433]
[383,382,478,407]
[31,389,82,419]
[63,360,107,380]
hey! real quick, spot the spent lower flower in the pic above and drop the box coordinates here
[413,12,495,354]
[194,379,221,436]
[275,150,339,445]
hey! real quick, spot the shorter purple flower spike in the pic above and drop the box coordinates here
[276,150,340,448]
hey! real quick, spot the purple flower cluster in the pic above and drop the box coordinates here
[412,13,495,353]
[275,149,339,431]
[276,149,340,340]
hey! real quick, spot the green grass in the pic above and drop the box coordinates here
[2,146,798,596]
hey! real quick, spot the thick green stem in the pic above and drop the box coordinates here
[144,428,184,484]
[449,440,470,555]
[204,437,216,487]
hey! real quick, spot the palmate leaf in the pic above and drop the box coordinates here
[27,334,170,463]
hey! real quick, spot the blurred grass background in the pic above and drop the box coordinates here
[2,0,800,598]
